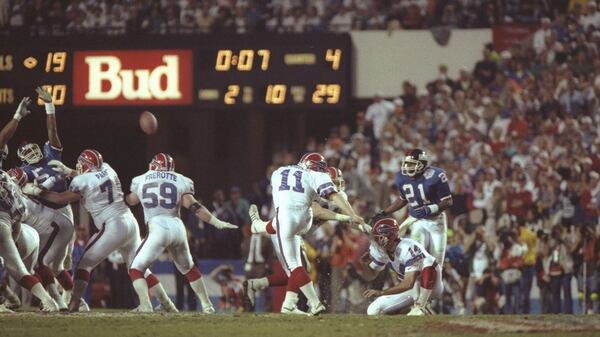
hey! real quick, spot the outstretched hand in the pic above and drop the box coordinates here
[35,86,52,103]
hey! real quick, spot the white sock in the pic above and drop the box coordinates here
[132,279,152,308]
[189,277,212,309]
[30,283,52,302]
[253,221,267,233]
[150,283,174,307]
[253,277,269,290]
[299,282,321,308]
[416,287,432,307]
[282,291,299,309]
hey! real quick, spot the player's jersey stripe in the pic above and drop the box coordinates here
[37,223,61,265]
[80,223,107,260]
[440,195,452,200]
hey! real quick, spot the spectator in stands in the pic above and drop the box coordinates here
[365,93,394,141]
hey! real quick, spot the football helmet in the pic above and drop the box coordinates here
[7,168,27,187]
[298,152,328,173]
[76,149,103,174]
[327,167,345,191]
[17,142,43,165]
[149,153,175,171]
[371,217,400,250]
[401,149,428,177]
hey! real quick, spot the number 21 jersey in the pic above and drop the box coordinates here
[69,163,129,226]
[130,170,194,223]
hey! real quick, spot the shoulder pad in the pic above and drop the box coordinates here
[423,168,435,179]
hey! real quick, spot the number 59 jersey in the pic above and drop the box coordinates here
[130,170,194,223]
[70,163,129,226]
[271,165,337,209]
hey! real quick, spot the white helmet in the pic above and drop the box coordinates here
[17,143,43,165]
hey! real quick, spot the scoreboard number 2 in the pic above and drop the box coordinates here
[37,85,67,105]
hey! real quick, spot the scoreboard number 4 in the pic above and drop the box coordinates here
[37,85,67,105]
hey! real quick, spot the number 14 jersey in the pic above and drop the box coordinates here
[130,170,194,223]
[70,163,129,227]
[271,165,337,209]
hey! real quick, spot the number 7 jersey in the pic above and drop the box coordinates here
[130,170,194,223]
[69,162,129,226]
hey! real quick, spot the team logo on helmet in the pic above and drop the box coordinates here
[401,149,428,177]
[77,149,104,174]
[149,153,175,171]
[17,142,43,165]
[298,152,328,173]
[371,217,400,249]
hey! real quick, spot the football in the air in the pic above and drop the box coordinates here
[139,111,158,135]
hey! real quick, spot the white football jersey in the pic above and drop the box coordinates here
[70,163,129,226]
[271,165,337,209]
[130,170,194,223]
[369,238,432,278]
[0,177,27,222]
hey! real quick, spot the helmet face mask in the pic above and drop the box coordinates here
[371,218,400,252]
[77,149,103,174]
[17,143,43,165]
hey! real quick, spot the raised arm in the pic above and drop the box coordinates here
[182,194,237,229]
[36,87,62,149]
[22,184,81,204]
[0,97,31,148]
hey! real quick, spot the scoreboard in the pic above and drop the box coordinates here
[0,34,351,110]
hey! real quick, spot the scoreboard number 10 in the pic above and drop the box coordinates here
[37,85,67,105]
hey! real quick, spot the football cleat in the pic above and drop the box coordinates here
[76,149,103,174]
[243,280,256,308]
[298,153,328,173]
[149,153,175,171]
[131,305,153,313]
[309,302,326,316]
[0,303,14,313]
[407,305,427,316]
[79,298,90,312]
[156,299,179,313]
[202,306,216,314]
[281,305,309,316]
[41,298,59,313]
[249,204,267,234]
[1,286,22,310]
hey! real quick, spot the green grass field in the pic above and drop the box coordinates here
[1,312,599,337]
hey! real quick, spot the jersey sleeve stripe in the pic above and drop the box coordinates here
[319,186,336,198]
[440,195,452,200]
[371,258,385,266]
[317,182,335,195]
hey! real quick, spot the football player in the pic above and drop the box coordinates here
[376,149,452,265]
[126,153,238,313]
[23,150,177,312]
[244,166,370,311]
[249,154,364,315]
[361,217,443,316]
[17,87,75,299]
[0,170,58,312]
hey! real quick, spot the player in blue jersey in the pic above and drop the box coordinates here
[17,87,75,308]
[376,149,453,266]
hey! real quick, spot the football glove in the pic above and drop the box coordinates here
[22,183,42,196]
[413,205,438,218]
[48,160,74,177]
[13,97,31,121]
[358,223,372,233]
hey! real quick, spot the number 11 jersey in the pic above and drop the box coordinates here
[271,165,337,209]
[70,162,129,227]
[130,170,194,223]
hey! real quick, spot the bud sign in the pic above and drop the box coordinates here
[73,50,192,105]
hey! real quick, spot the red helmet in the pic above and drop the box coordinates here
[149,153,175,171]
[77,149,103,174]
[371,217,400,250]
[7,168,27,187]
[327,167,345,191]
[298,152,328,172]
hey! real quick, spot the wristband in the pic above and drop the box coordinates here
[334,214,351,222]
[13,112,22,121]
[189,202,202,213]
[44,103,55,115]
[427,204,440,214]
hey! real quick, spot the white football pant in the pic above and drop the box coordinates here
[410,213,447,265]
[273,207,313,276]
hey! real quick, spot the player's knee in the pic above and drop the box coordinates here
[367,302,382,316]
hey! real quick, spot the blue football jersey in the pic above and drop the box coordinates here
[395,166,452,219]
[21,142,68,209]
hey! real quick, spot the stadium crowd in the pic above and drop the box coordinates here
[0,0,582,36]
[216,6,600,315]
